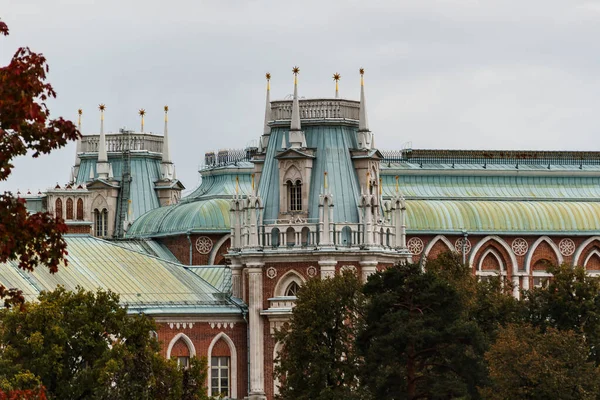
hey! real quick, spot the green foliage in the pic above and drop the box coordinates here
[274,271,366,400]
[0,286,208,400]
[358,261,486,400]
[481,323,600,400]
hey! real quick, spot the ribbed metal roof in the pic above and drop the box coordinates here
[0,236,240,314]
[405,200,600,233]
[260,126,360,223]
[112,239,179,263]
[187,266,232,294]
[77,154,161,219]
[184,168,253,201]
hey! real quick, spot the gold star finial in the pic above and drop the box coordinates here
[98,104,105,111]
[292,66,300,75]
[359,68,365,76]
[266,72,271,80]
[164,105,169,113]
[78,108,82,115]
[138,108,146,117]
[333,72,341,81]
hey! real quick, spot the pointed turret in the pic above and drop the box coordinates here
[96,104,110,179]
[289,66,306,148]
[72,108,83,182]
[263,73,271,135]
[161,105,175,180]
[358,68,372,149]
[333,72,341,99]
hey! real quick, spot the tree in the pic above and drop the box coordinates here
[274,271,366,400]
[481,323,600,400]
[357,262,486,400]
[0,287,208,400]
[523,264,600,365]
[0,19,80,306]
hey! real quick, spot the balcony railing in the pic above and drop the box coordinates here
[270,99,360,121]
[80,131,164,154]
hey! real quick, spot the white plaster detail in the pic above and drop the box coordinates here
[274,270,305,297]
[407,237,424,255]
[195,236,213,254]
[208,234,231,265]
[477,247,506,272]
[166,332,196,359]
[266,267,277,279]
[306,265,317,277]
[167,322,194,329]
[469,236,518,274]
[209,322,236,329]
[572,236,600,266]
[511,238,528,256]
[559,238,575,257]
[273,341,284,397]
[207,332,238,399]
[455,237,471,254]
[524,236,564,273]
[584,249,600,270]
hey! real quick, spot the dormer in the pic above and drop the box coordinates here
[275,148,315,219]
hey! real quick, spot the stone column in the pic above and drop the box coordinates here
[360,260,378,283]
[511,275,520,299]
[247,265,266,400]
[231,263,243,298]
[319,259,336,279]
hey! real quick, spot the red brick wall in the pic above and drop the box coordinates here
[66,225,91,234]
[159,234,228,265]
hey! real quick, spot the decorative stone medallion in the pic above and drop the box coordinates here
[195,236,213,254]
[307,265,317,278]
[559,238,575,256]
[266,267,277,279]
[455,238,472,254]
[407,237,424,255]
[512,238,529,256]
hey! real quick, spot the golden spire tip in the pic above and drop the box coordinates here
[78,108,82,115]
[164,105,169,113]
[266,72,271,80]
[333,72,341,81]
[359,68,365,76]
[98,104,105,111]
[292,66,300,75]
[138,108,146,116]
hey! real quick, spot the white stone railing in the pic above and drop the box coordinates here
[270,99,360,121]
[81,132,164,154]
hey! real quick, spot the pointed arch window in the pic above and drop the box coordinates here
[285,281,300,297]
[287,180,302,211]
[94,208,108,237]
[66,198,74,220]
[76,198,84,220]
[55,198,63,219]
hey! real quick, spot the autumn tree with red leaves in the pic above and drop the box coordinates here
[0,19,80,306]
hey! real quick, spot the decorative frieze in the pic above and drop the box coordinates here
[168,322,194,329]
[209,322,236,329]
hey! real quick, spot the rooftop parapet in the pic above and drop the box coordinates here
[270,98,360,122]
[80,130,164,154]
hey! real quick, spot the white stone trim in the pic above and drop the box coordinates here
[166,332,196,359]
[468,235,518,274]
[421,235,454,267]
[584,249,600,270]
[207,332,238,399]
[208,234,231,265]
[274,270,305,297]
[477,247,506,273]
[572,236,600,267]
[273,341,284,397]
[524,236,564,273]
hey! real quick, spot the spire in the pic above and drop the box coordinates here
[333,72,341,99]
[263,73,271,135]
[74,108,83,166]
[139,108,146,133]
[96,104,110,179]
[359,68,369,132]
[291,66,301,131]
[161,105,174,180]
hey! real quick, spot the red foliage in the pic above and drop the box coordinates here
[0,19,80,306]
[0,388,47,400]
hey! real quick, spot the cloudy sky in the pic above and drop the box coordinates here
[2,0,600,194]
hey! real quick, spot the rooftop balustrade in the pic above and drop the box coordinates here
[80,131,164,154]
[270,98,360,121]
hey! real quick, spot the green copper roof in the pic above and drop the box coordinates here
[184,169,253,201]
[187,266,232,294]
[260,126,360,223]
[406,200,600,234]
[0,236,241,314]
[76,154,161,220]
[126,198,231,237]
[112,239,179,263]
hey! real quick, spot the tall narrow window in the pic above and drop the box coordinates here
[102,209,108,236]
[66,198,74,220]
[55,198,63,219]
[94,208,108,237]
[288,180,302,211]
[76,198,84,220]
[211,356,230,397]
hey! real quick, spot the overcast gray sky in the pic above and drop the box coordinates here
[2,0,600,194]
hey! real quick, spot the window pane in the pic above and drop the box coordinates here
[211,357,218,366]
[223,357,229,366]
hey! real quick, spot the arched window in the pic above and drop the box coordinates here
[287,180,302,211]
[66,198,74,220]
[55,198,63,219]
[94,208,108,237]
[271,228,280,248]
[286,227,295,247]
[285,281,300,297]
[76,198,84,220]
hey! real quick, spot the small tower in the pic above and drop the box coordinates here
[288,66,306,149]
[96,104,110,179]
[357,68,372,150]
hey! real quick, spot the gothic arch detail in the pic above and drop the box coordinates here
[573,236,600,267]
[208,234,231,265]
[207,332,238,399]
[524,236,564,273]
[421,235,454,266]
[274,270,305,297]
[583,249,600,271]
[166,332,196,359]
[468,236,518,274]
[477,247,506,273]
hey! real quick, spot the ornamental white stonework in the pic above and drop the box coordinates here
[266,267,277,279]
[195,236,213,254]
[455,238,472,254]
[407,237,424,255]
[168,322,194,329]
[307,266,317,277]
[340,265,357,274]
[512,238,529,256]
[559,238,575,256]
[209,322,236,329]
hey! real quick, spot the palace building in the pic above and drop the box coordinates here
[5,68,600,399]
